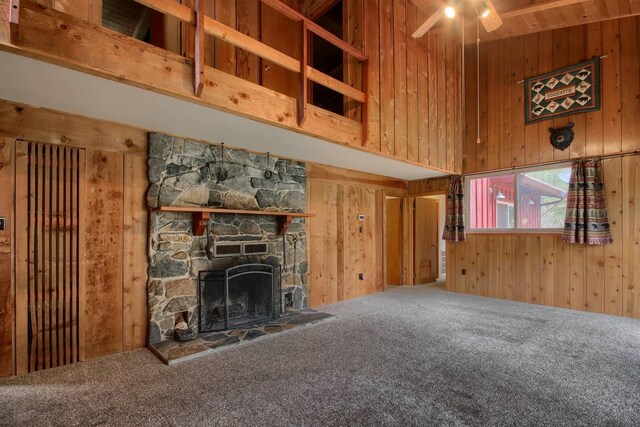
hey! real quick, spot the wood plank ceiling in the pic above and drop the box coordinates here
[413,0,640,42]
[485,0,640,41]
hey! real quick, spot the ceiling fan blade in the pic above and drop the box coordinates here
[479,0,502,32]
[412,6,445,38]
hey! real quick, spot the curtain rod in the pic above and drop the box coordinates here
[515,55,608,84]
[463,149,640,177]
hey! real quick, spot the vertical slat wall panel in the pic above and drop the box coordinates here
[63,147,73,365]
[50,146,58,368]
[14,142,84,373]
[70,148,78,363]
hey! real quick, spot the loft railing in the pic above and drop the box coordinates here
[133,0,370,144]
[7,0,369,144]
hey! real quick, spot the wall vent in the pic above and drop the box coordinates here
[243,242,268,255]
[213,243,243,257]
[213,242,269,257]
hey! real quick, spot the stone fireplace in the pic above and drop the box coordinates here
[147,133,307,344]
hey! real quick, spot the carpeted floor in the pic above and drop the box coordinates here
[1,285,639,426]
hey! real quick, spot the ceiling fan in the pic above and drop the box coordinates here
[411,0,503,38]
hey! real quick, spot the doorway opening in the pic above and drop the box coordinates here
[414,195,446,286]
[385,196,403,286]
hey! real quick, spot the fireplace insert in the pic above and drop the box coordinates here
[198,264,278,332]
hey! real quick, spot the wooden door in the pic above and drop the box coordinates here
[14,141,86,374]
[385,198,403,285]
[414,197,439,284]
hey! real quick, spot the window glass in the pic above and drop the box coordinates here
[468,174,515,229]
[516,167,570,229]
[467,165,570,232]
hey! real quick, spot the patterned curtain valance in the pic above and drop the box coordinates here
[442,176,466,242]
[561,158,613,245]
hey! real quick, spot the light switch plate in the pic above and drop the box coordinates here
[358,214,365,221]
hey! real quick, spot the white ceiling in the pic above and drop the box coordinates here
[0,51,447,180]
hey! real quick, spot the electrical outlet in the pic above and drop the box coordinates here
[358,273,365,281]
[461,269,466,275]
[0,217,5,231]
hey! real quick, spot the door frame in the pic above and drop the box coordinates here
[383,192,414,288]
[410,190,447,285]
[413,196,442,285]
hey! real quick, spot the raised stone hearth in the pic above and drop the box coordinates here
[150,309,334,364]
[147,133,308,345]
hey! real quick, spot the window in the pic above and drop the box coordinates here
[466,164,571,233]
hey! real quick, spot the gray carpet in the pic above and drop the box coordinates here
[1,285,639,426]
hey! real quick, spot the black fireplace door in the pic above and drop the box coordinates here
[199,264,275,332]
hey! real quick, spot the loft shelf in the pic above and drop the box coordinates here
[151,206,315,236]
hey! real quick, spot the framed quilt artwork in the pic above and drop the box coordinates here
[524,58,600,125]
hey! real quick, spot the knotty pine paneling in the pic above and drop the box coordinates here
[174,0,463,172]
[447,161,640,321]
[464,17,640,173]
[307,164,407,307]
[0,102,149,377]
[15,0,463,172]
[0,138,14,377]
[450,18,640,319]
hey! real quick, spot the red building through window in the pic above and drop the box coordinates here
[469,171,568,230]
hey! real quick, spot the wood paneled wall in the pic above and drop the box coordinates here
[367,0,462,172]
[188,0,463,172]
[0,101,149,376]
[409,176,450,195]
[447,17,640,319]
[307,163,407,307]
[7,0,463,172]
[0,138,14,377]
[464,16,640,173]
[446,158,640,318]
[164,0,464,172]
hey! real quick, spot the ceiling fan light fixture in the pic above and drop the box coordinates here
[478,1,491,18]
[444,5,456,18]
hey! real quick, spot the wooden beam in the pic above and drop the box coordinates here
[9,0,19,39]
[305,0,340,20]
[193,0,204,97]
[298,20,307,126]
[412,6,443,38]
[8,0,18,23]
[361,59,369,146]
[204,15,299,71]
[135,1,364,102]
[135,0,193,22]
[259,0,367,61]
[500,0,590,19]
[139,0,365,62]
[307,67,366,103]
[479,0,502,32]
[152,206,315,217]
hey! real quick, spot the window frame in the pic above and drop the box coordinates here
[465,162,571,235]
